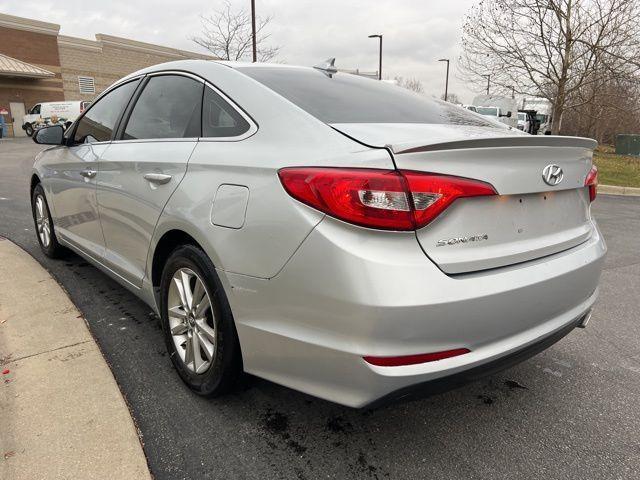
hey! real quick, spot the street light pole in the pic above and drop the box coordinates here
[368,34,382,80]
[438,58,450,101]
[251,0,257,63]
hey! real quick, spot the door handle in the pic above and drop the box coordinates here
[144,173,172,185]
[80,169,97,178]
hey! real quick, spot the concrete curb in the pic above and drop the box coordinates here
[0,238,152,480]
[599,184,640,196]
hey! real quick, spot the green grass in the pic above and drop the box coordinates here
[593,145,640,188]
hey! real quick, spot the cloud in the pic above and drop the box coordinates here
[3,0,480,102]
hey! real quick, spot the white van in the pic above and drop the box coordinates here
[22,101,91,137]
[472,95,518,128]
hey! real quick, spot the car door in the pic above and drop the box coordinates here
[96,73,203,287]
[45,79,140,259]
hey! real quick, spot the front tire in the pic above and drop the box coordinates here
[160,244,242,397]
[31,184,64,258]
[24,124,34,137]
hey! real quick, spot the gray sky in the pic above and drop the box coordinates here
[5,0,482,102]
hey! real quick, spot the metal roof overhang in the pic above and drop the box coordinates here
[0,53,54,79]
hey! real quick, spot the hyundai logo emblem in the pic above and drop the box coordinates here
[542,164,564,186]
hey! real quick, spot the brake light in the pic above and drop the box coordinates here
[585,166,598,202]
[402,171,496,228]
[364,348,471,367]
[278,167,496,231]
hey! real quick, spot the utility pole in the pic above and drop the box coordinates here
[484,74,490,95]
[368,34,383,80]
[251,0,257,62]
[438,59,450,101]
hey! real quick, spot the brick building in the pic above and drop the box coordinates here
[0,13,215,137]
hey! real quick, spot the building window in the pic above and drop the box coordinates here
[78,76,96,94]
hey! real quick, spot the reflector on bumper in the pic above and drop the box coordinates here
[363,348,471,367]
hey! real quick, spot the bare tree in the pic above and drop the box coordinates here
[563,74,640,143]
[441,92,461,104]
[192,1,280,62]
[394,76,425,93]
[460,0,640,134]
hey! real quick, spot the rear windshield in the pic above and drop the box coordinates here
[238,67,495,127]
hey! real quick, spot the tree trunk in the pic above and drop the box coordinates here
[552,0,572,136]
[552,80,566,135]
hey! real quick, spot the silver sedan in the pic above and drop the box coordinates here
[30,60,606,407]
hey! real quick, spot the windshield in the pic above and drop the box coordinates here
[237,67,495,127]
[476,107,499,116]
[518,113,526,121]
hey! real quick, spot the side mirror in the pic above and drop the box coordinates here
[33,125,64,145]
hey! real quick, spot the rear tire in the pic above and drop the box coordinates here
[31,184,65,258]
[160,244,242,397]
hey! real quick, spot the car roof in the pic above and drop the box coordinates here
[117,60,341,90]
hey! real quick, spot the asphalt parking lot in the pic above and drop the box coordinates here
[1,137,639,479]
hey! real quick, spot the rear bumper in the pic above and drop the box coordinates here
[367,311,586,408]
[225,218,606,408]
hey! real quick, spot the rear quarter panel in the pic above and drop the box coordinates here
[155,130,393,279]
[149,61,395,279]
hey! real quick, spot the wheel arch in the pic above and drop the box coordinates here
[30,173,41,197]
[151,229,205,290]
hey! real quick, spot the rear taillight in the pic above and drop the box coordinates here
[585,166,598,202]
[402,171,497,228]
[364,348,471,367]
[278,167,496,231]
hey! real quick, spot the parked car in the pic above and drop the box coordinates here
[517,112,527,130]
[22,100,91,136]
[29,60,605,408]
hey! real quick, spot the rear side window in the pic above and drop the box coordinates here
[202,86,250,138]
[238,67,494,126]
[74,80,138,143]
[123,75,203,140]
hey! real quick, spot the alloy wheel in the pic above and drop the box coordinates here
[167,268,216,374]
[35,195,51,248]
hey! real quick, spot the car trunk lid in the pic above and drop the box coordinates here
[331,123,597,274]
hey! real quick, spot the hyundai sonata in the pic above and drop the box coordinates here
[30,60,606,407]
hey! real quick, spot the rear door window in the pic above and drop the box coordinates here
[123,75,203,140]
[202,86,250,138]
[74,80,139,143]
